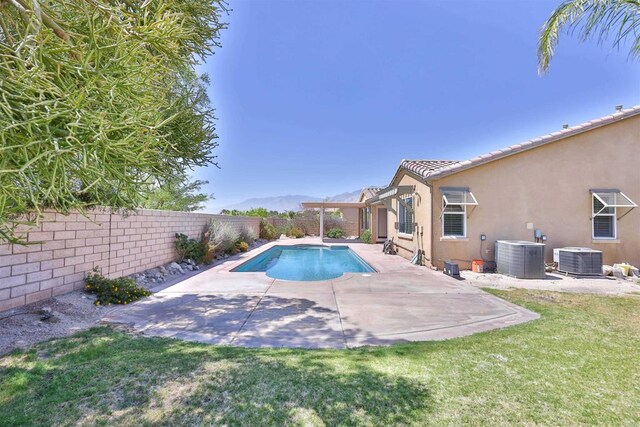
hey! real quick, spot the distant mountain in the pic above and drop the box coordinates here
[221,195,320,213]
[325,189,362,202]
[220,189,362,213]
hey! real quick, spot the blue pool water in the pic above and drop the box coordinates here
[232,245,375,281]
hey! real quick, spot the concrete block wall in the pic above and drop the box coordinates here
[0,209,260,312]
[339,208,360,237]
[269,207,360,237]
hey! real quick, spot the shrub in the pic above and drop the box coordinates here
[327,228,345,239]
[288,226,304,238]
[174,233,206,263]
[239,225,258,244]
[360,229,372,244]
[274,223,291,237]
[202,232,216,264]
[260,218,276,240]
[85,268,151,306]
[235,241,249,252]
[324,216,347,232]
[208,220,240,254]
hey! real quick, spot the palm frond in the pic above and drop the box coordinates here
[538,0,640,74]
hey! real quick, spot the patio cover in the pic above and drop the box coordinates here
[365,185,414,204]
[301,201,366,238]
[301,202,366,209]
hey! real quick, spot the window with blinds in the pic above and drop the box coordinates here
[361,207,370,230]
[592,195,615,239]
[398,196,413,235]
[441,188,476,238]
[443,201,466,237]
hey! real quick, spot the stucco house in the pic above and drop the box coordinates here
[360,106,640,269]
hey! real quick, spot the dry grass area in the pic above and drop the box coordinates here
[1,289,639,426]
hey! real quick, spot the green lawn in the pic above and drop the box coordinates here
[1,289,639,426]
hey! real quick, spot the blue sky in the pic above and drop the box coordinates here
[196,0,640,212]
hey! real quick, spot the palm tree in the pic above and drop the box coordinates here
[538,0,640,73]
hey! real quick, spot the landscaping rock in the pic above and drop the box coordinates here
[170,262,184,274]
[630,267,639,278]
[602,265,613,276]
[40,307,54,321]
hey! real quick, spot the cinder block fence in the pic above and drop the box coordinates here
[0,209,260,312]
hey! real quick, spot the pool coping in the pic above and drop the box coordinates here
[208,237,425,278]
[229,243,378,276]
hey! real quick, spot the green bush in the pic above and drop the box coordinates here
[327,228,345,239]
[85,268,151,306]
[360,229,372,244]
[260,218,276,240]
[174,233,206,263]
[274,223,290,238]
[288,226,304,238]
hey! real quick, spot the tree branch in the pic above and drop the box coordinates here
[10,0,72,44]
[0,11,15,45]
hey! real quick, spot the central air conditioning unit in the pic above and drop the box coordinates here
[554,247,603,276]
[495,240,546,279]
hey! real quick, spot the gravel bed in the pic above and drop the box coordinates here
[0,291,107,355]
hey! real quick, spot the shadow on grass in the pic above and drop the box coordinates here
[0,327,433,426]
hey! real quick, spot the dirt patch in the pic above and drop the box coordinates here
[0,291,108,355]
[461,271,640,296]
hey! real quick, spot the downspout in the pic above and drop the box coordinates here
[424,179,435,269]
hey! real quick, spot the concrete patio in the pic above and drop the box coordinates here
[102,238,539,348]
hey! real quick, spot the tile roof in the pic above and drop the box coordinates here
[360,187,383,200]
[399,160,461,179]
[399,105,640,181]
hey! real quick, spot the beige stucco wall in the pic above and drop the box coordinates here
[365,206,377,241]
[364,205,386,242]
[385,173,433,264]
[431,115,640,269]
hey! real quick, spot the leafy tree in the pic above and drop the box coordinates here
[220,207,289,218]
[243,208,270,218]
[143,176,212,212]
[0,0,227,242]
[538,0,640,73]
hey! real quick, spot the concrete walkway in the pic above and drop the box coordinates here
[102,238,539,349]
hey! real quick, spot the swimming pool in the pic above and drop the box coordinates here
[232,245,375,281]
